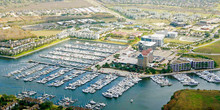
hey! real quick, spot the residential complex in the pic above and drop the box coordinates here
[170,58,215,72]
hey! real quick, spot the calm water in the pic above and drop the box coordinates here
[0,40,220,110]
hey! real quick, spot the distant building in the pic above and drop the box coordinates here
[170,60,191,72]
[141,34,165,47]
[156,30,178,38]
[138,41,156,51]
[137,48,154,68]
[170,21,187,27]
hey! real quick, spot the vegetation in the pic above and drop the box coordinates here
[0,26,36,41]
[106,33,124,39]
[0,94,16,107]
[113,54,120,59]
[163,89,220,110]
[102,62,171,74]
[0,94,89,110]
[194,40,220,54]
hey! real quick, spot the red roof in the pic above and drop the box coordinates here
[142,48,152,56]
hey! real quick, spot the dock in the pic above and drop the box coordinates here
[28,60,84,70]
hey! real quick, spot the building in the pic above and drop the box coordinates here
[137,48,154,68]
[141,34,165,47]
[138,41,156,51]
[170,60,191,72]
[191,58,214,70]
[156,30,178,38]
[170,58,215,72]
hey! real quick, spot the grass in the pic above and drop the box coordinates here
[12,38,69,58]
[30,30,62,37]
[194,40,220,54]
[164,38,193,45]
[163,89,220,110]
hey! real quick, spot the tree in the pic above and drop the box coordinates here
[214,34,219,38]
[204,31,210,38]
[95,65,101,70]
[39,101,53,109]
[113,54,120,59]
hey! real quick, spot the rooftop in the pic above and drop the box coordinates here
[142,34,165,40]
[171,60,190,64]
[142,48,153,56]
[139,41,156,46]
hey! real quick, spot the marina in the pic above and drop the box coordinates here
[150,75,172,87]
[196,71,220,83]
[17,90,37,99]
[0,39,220,110]
[102,76,142,98]
[173,74,199,86]
[82,74,118,94]
[48,70,85,87]
[57,97,77,106]
[23,67,59,82]
[65,72,100,90]
[37,68,71,84]
[85,100,106,110]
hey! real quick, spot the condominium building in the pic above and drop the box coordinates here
[170,60,191,72]
[191,58,214,70]
[170,58,215,72]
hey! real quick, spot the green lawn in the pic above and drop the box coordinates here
[194,40,220,54]
[163,89,220,110]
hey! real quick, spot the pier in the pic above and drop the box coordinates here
[28,60,83,70]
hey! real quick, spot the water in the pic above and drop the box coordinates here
[0,39,220,110]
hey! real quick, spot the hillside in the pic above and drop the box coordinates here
[163,89,220,110]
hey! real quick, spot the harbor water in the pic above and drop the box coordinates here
[0,39,220,110]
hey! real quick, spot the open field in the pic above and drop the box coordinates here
[0,26,35,41]
[163,89,220,110]
[164,38,193,45]
[30,30,62,37]
[194,40,220,54]
[0,0,92,12]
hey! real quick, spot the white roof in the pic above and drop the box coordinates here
[139,41,156,46]
[142,34,165,40]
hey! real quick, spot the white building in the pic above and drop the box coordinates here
[156,30,178,38]
[141,34,165,47]
[138,41,156,50]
